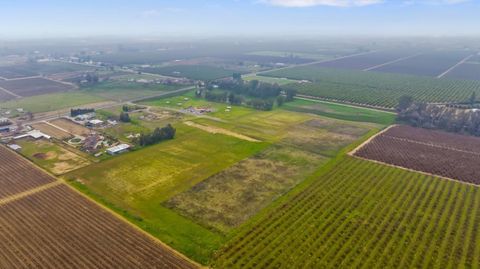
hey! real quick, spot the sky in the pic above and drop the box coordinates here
[0,0,478,39]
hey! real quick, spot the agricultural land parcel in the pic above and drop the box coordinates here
[141,65,242,80]
[262,66,480,108]
[213,156,480,269]
[0,77,75,99]
[66,94,387,264]
[0,146,197,268]
[354,125,480,185]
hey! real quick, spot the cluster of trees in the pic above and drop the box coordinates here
[119,111,131,122]
[122,104,145,112]
[71,108,94,117]
[214,79,282,99]
[135,124,176,146]
[200,77,296,111]
[397,95,480,136]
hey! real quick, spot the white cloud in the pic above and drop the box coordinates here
[260,0,384,7]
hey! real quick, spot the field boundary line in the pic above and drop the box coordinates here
[295,95,396,114]
[363,53,422,71]
[184,120,260,142]
[437,54,474,78]
[0,181,62,207]
[348,124,398,156]
[60,181,205,268]
[0,86,22,98]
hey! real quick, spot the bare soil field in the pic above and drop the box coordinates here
[354,125,480,185]
[0,146,55,199]
[49,118,91,137]
[0,145,197,269]
[0,77,75,97]
[31,122,72,139]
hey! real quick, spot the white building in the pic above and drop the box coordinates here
[106,144,131,155]
[88,119,104,127]
[14,130,51,140]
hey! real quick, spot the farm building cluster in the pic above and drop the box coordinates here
[0,110,131,157]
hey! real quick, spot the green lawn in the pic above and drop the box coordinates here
[283,98,396,125]
[0,91,106,115]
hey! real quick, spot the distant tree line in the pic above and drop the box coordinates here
[71,108,94,117]
[397,94,480,136]
[135,124,176,146]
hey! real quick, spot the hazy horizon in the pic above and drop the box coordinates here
[1,0,479,39]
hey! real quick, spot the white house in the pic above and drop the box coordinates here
[106,144,131,155]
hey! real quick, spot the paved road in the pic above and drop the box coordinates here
[17,86,196,126]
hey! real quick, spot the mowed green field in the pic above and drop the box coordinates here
[0,91,106,115]
[283,98,396,125]
[262,66,480,108]
[213,156,480,269]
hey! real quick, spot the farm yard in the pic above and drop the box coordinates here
[263,66,480,108]
[0,145,197,268]
[213,156,480,269]
[49,118,92,137]
[354,125,480,185]
[31,122,73,139]
[15,138,91,175]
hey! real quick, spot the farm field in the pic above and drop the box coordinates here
[31,122,73,139]
[164,118,368,234]
[0,61,94,79]
[374,51,472,77]
[316,50,415,70]
[263,66,480,108]
[0,91,106,115]
[82,80,182,101]
[444,62,480,81]
[283,98,396,125]
[16,138,90,175]
[354,125,480,185]
[141,65,241,80]
[67,95,378,264]
[213,156,480,268]
[0,146,55,199]
[66,123,269,263]
[0,146,197,268]
[0,77,75,98]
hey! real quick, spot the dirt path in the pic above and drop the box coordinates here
[0,86,22,98]
[0,181,62,206]
[437,54,474,78]
[184,121,260,142]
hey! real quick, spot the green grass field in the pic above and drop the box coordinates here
[65,123,268,263]
[213,156,480,268]
[283,98,396,125]
[0,91,106,115]
[262,66,480,108]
